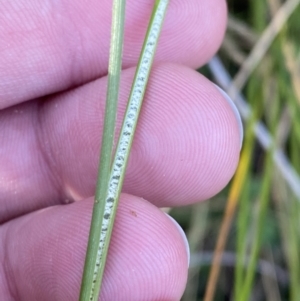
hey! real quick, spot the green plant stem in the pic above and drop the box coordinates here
[80,1,169,300]
[238,150,273,300]
[234,150,253,299]
[79,0,126,300]
[234,91,262,299]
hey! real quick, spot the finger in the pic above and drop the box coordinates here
[0,0,227,109]
[0,63,242,222]
[0,194,189,301]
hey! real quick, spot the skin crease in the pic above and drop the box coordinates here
[0,0,241,300]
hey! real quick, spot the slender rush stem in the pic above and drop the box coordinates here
[79,0,126,300]
[80,1,169,300]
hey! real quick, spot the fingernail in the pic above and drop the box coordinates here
[164,213,190,267]
[214,84,244,149]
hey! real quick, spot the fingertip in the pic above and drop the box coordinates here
[1,194,189,301]
[213,84,244,149]
[123,64,241,205]
[164,213,190,267]
[103,194,189,300]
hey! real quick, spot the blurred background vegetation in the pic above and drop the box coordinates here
[170,0,300,300]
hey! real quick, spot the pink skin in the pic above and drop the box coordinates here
[0,0,239,300]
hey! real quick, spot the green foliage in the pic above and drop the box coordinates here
[174,1,300,300]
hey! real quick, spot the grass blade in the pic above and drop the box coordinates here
[238,148,273,300]
[79,0,126,300]
[227,0,300,100]
[80,0,169,300]
[203,144,251,301]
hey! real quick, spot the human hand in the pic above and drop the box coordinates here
[0,0,242,300]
